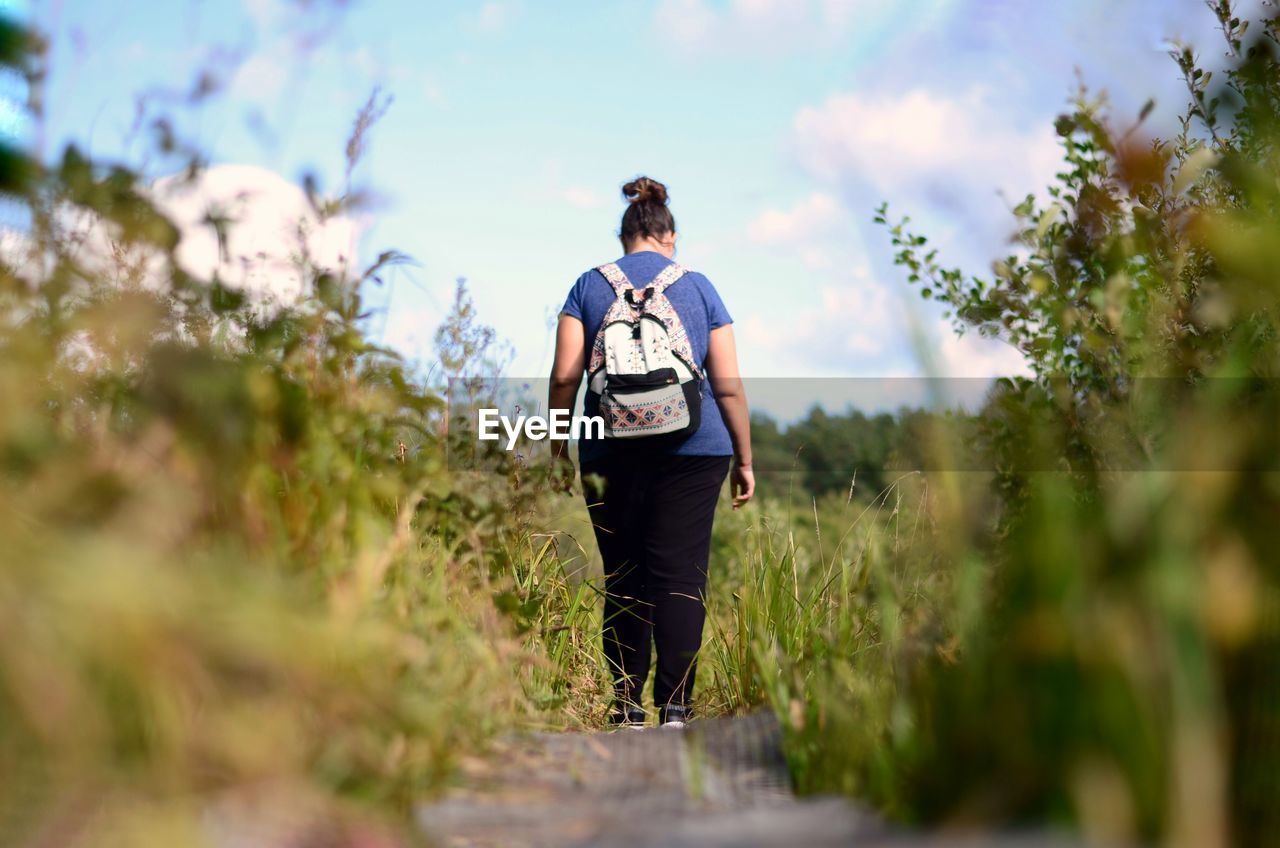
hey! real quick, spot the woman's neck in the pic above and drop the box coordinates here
[624,236,675,258]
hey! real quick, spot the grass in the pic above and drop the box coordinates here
[5,4,1280,846]
[697,470,955,799]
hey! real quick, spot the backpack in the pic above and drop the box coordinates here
[586,261,702,441]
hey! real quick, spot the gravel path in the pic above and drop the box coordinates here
[415,712,1083,848]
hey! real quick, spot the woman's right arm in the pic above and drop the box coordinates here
[706,324,754,509]
[548,314,586,463]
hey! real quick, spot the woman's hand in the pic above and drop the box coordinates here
[730,461,754,510]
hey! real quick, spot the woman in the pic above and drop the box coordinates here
[548,176,754,729]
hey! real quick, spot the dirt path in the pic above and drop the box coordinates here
[415,712,1080,848]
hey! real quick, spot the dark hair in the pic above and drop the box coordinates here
[619,176,675,246]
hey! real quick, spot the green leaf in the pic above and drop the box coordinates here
[1172,147,1219,194]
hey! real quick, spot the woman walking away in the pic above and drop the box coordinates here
[548,176,754,729]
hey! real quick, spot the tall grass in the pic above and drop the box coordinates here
[0,18,612,846]
[698,472,958,800]
[497,498,613,728]
[5,4,1280,847]
[696,5,1280,847]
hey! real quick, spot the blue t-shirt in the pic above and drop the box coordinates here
[561,250,734,464]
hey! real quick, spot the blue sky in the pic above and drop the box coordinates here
[11,0,1251,413]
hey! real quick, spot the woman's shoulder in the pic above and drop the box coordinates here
[673,267,720,300]
[677,267,732,327]
[577,261,611,280]
[679,266,714,288]
[561,266,613,320]
[568,264,612,295]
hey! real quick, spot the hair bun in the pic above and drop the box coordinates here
[622,176,668,205]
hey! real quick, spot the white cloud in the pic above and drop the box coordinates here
[747,192,853,270]
[653,0,718,49]
[475,2,517,33]
[241,0,282,33]
[727,0,809,34]
[818,0,871,31]
[537,160,608,211]
[421,74,447,106]
[234,5,407,107]
[788,83,1064,281]
[810,283,892,356]
[231,52,288,103]
[153,163,360,307]
[934,321,1032,378]
[737,274,899,376]
[737,86,1053,381]
[560,186,605,209]
[792,86,1060,207]
[653,0,880,53]
[1,165,359,315]
[739,191,1030,380]
[739,193,907,376]
[748,192,843,243]
[379,302,441,362]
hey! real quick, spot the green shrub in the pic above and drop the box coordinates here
[860,4,1280,844]
[0,18,596,845]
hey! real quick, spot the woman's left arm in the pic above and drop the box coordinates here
[706,325,754,509]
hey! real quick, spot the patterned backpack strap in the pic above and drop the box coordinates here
[648,262,688,295]
[596,262,633,296]
[640,263,702,382]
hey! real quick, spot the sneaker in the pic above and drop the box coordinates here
[608,703,646,730]
[659,704,690,729]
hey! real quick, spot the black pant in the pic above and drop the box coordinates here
[581,452,731,711]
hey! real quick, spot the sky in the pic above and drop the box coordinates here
[5,0,1252,417]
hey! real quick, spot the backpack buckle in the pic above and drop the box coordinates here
[624,287,655,308]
